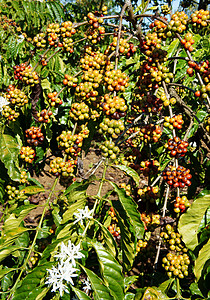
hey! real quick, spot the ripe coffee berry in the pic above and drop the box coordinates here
[63,75,78,88]
[48,91,63,107]
[100,94,127,119]
[162,165,192,188]
[20,146,35,163]
[140,160,160,177]
[174,195,191,213]
[164,115,184,130]
[13,63,27,80]
[165,137,188,158]
[25,127,44,147]
[49,157,76,178]
[37,109,53,123]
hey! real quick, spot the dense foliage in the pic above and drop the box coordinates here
[0,0,210,299]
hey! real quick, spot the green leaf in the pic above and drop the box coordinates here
[0,246,22,263]
[71,286,92,300]
[194,240,210,281]
[139,287,169,300]
[110,182,144,239]
[178,193,210,250]
[20,186,45,195]
[113,165,140,186]
[12,262,53,300]
[94,219,117,257]
[125,293,135,300]
[91,241,125,300]
[80,265,113,300]
[124,276,138,292]
[0,268,16,280]
[166,39,180,58]
[0,134,21,181]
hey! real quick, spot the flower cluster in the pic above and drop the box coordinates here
[73,206,94,225]
[0,96,9,113]
[45,240,85,296]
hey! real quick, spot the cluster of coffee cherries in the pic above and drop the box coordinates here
[49,157,76,177]
[136,239,148,253]
[47,91,63,107]
[204,116,210,132]
[20,170,28,184]
[149,18,168,39]
[161,224,188,252]
[165,137,188,158]
[5,86,28,107]
[60,21,76,52]
[140,32,162,57]
[57,131,83,157]
[100,94,127,119]
[132,93,163,114]
[69,102,90,121]
[141,212,160,231]
[20,66,39,86]
[13,63,27,80]
[181,32,194,52]
[161,4,171,15]
[63,74,78,88]
[46,23,61,47]
[119,183,131,196]
[162,252,190,278]
[174,195,191,213]
[99,118,125,139]
[1,105,19,121]
[104,69,129,92]
[6,185,27,204]
[75,81,98,102]
[80,49,108,71]
[106,37,130,55]
[151,65,174,85]
[37,109,53,123]
[156,89,176,106]
[140,160,160,177]
[167,11,188,35]
[20,146,35,164]
[138,124,162,143]
[85,12,105,44]
[99,141,120,160]
[164,115,184,130]
[163,165,192,188]
[32,32,46,48]
[25,127,44,146]
[191,9,209,27]
[108,207,121,239]
[30,253,39,266]
[138,186,160,203]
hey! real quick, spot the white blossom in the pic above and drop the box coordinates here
[46,240,85,296]
[82,278,92,294]
[0,96,9,113]
[73,206,94,225]
[46,262,78,296]
[54,240,85,267]
[17,34,25,43]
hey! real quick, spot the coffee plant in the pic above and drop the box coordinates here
[0,0,210,299]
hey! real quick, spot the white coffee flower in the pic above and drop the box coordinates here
[0,96,9,113]
[46,262,79,296]
[73,206,94,225]
[54,240,85,267]
[82,278,92,294]
[17,34,25,43]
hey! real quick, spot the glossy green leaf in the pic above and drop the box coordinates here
[91,241,125,300]
[94,219,117,257]
[0,134,20,181]
[194,240,210,281]
[178,193,210,250]
[110,182,144,239]
[113,165,140,186]
[124,276,138,292]
[12,262,53,300]
[0,268,16,280]
[81,265,113,300]
[20,186,45,195]
[137,287,169,300]
[0,246,22,263]
[71,286,92,300]
[125,293,135,300]
[166,39,180,58]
